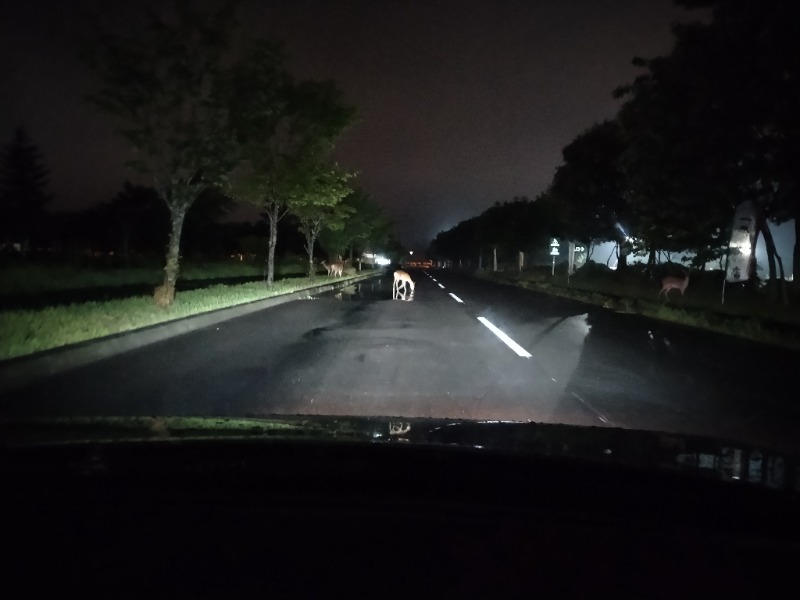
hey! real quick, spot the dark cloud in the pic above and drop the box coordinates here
[1,0,695,250]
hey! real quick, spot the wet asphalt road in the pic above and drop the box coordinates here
[3,269,800,453]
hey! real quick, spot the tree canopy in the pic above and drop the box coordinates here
[80,1,240,304]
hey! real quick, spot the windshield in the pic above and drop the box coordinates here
[1,0,799,467]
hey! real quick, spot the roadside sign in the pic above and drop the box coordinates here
[726,200,757,283]
[549,239,560,275]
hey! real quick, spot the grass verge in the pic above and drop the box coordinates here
[475,269,800,351]
[0,272,374,361]
[0,260,308,296]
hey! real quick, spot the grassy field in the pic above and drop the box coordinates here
[0,270,372,361]
[476,264,800,350]
[0,259,308,295]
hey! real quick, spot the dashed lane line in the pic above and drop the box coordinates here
[570,391,614,425]
[477,316,532,359]
[432,275,529,359]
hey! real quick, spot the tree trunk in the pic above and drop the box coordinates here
[617,242,628,273]
[794,209,799,284]
[122,223,130,269]
[308,234,316,278]
[154,207,186,307]
[265,204,279,286]
[646,245,656,278]
[759,216,777,282]
[492,246,497,271]
[305,231,317,278]
[760,217,788,304]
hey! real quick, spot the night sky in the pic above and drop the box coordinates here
[1,0,700,251]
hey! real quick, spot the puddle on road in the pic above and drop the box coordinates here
[325,279,400,302]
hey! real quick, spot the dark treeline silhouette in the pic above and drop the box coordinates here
[429,0,798,300]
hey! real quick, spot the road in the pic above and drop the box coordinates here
[3,269,799,453]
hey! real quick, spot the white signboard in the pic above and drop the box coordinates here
[726,201,757,283]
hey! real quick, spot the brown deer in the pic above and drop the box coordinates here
[322,260,344,277]
[393,270,415,297]
[658,272,689,300]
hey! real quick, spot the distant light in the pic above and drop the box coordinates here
[376,256,391,266]
[729,240,752,257]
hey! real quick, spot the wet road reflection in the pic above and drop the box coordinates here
[326,275,415,302]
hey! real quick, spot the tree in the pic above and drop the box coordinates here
[80,2,239,306]
[430,217,480,267]
[549,121,632,271]
[319,188,393,264]
[225,39,356,284]
[290,166,354,277]
[616,0,800,283]
[0,127,52,252]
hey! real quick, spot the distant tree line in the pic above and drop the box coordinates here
[0,127,52,254]
[429,196,558,270]
[430,0,798,296]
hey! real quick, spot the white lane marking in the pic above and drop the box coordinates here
[570,392,613,425]
[438,283,445,289]
[449,293,464,303]
[477,317,532,358]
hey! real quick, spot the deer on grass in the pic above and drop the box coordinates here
[322,260,344,277]
[658,271,690,300]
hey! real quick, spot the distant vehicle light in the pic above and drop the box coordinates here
[376,256,391,266]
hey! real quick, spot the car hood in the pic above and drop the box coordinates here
[1,414,797,494]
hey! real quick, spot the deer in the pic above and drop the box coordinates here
[322,260,344,277]
[658,271,690,300]
[393,269,415,297]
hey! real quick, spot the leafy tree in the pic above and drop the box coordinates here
[0,127,52,252]
[616,0,800,282]
[291,166,354,277]
[485,196,551,268]
[319,188,393,264]
[80,2,239,305]
[430,216,480,267]
[225,39,356,284]
[549,121,632,270]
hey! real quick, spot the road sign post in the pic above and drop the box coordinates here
[550,238,560,276]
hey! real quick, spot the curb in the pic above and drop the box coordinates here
[0,270,384,393]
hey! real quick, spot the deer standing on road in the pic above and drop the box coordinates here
[658,272,690,300]
[393,270,415,297]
